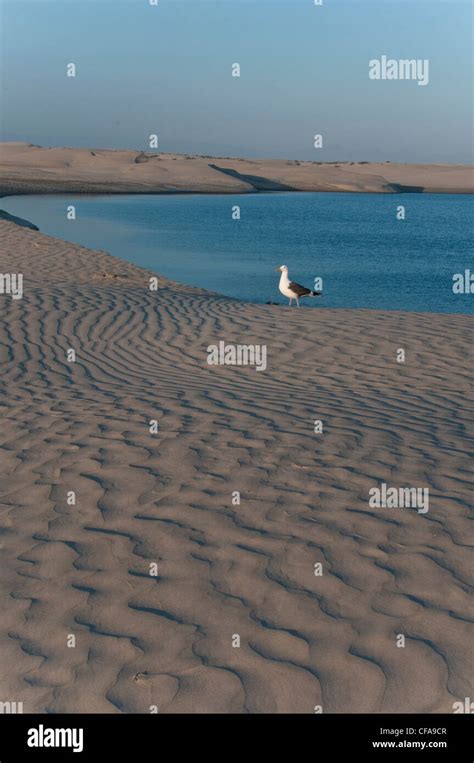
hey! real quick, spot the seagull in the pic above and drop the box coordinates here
[276,265,322,306]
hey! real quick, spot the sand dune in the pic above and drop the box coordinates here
[0,142,472,195]
[0,219,472,713]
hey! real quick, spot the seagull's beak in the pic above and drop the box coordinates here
[275,267,281,272]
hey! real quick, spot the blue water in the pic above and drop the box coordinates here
[2,193,473,313]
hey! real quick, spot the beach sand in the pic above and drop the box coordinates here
[0,218,472,713]
[1,142,473,195]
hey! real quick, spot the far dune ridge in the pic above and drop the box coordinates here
[0,218,472,713]
[0,142,472,195]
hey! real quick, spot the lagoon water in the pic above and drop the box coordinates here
[2,192,472,313]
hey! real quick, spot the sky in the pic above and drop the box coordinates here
[0,0,472,162]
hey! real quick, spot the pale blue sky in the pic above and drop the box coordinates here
[1,0,472,162]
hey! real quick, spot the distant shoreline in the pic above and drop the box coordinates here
[1,142,472,196]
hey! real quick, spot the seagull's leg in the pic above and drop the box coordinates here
[289,297,292,306]
[296,297,300,307]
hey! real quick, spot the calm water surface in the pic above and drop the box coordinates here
[2,192,473,313]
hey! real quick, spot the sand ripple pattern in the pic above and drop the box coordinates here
[0,221,472,713]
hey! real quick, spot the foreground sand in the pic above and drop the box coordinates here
[1,142,473,195]
[0,219,472,713]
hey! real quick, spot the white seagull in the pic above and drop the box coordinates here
[276,265,322,306]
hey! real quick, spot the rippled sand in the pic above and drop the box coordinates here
[0,219,472,713]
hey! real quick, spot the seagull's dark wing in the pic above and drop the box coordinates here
[289,281,311,296]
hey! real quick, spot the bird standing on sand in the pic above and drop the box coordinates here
[276,265,322,306]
